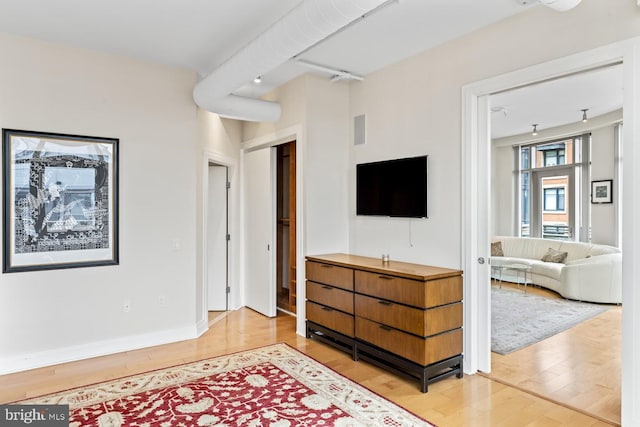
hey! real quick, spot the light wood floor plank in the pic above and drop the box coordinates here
[0,306,618,426]
[488,282,621,425]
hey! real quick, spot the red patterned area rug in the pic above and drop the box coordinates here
[19,343,434,426]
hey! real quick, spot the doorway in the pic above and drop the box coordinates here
[462,40,639,426]
[276,141,297,314]
[242,125,305,332]
[207,163,229,315]
[487,68,623,422]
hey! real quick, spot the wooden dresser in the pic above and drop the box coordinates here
[305,253,463,392]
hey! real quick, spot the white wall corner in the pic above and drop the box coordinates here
[196,318,209,337]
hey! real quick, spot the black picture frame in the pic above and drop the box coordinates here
[591,179,613,204]
[2,129,119,273]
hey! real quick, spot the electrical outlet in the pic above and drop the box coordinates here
[123,300,131,313]
[158,295,167,307]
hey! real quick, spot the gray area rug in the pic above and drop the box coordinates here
[491,288,609,355]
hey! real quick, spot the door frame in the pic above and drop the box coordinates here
[201,150,239,332]
[462,38,640,425]
[242,124,306,334]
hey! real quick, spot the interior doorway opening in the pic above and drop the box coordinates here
[207,162,229,321]
[486,67,623,424]
[276,141,297,315]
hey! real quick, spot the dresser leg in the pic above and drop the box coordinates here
[457,358,464,378]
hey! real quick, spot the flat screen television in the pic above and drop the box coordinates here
[356,155,428,218]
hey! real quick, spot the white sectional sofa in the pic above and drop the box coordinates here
[491,236,621,304]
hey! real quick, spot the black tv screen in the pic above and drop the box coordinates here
[356,155,428,218]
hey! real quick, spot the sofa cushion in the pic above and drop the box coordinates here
[498,236,563,260]
[557,241,592,261]
[531,260,564,280]
[587,244,620,257]
[491,241,504,256]
[541,247,568,263]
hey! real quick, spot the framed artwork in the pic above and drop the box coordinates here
[591,179,613,204]
[2,129,119,273]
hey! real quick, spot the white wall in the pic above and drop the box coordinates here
[197,112,242,315]
[349,62,462,268]
[304,75,350,255]
[590,125,617,245]
[491,143,515,237]
[242,74,350,334]
[243,74,351,256]
[0,33,199,373]
[492,110,622,245]
[347,0,639,269]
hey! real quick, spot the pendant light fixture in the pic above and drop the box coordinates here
[538,0,582,11]
[532,124,538,136]
[516,0,582,12]
[581,108,588,122]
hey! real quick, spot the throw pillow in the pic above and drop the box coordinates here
[491,241,504,257]
[541,247,568,263]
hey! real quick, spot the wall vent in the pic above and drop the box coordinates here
[354,114,366,146]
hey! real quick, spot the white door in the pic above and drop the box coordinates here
[207,164,228,311]
[244,147,276,317]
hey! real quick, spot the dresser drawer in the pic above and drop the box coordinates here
[355,294,462,336]
[306,261,354,291]
[307,281,354,314]
[355,270,462,308]
[306,301,354,337]
[355,317,462,366]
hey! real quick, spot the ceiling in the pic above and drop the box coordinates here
[490,64,624,139]
[0,0,622,135]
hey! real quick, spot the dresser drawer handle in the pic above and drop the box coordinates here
[320,264,333,268]
[322,286,333,290]
[378,275,393,281]
[321,307,333,312]
[377,300,392,306]
[379,325,392,332]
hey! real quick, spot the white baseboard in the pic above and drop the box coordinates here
[196,317,209,336]
[0,324,200,375]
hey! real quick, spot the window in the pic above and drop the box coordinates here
[544,187,565,212]
[516,135,585,241]
[543,149,565,166]
[521,172,531,237]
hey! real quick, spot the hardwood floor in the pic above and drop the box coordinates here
[0,306,618,426]
[487,281,621,426]
[207,310,227,326]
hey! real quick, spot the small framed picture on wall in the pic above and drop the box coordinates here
[591,179,613,204]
